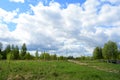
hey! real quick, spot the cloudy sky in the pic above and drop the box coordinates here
[0,0,120,56]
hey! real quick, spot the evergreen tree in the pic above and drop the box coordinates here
[21,43,27,59]
[93,47,103,59]
[13,45,19,59]
[2,44,11,59]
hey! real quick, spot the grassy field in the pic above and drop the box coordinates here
[0,60,120,80]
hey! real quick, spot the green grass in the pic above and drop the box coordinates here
[0,60,120,80]
[79,60,120,73]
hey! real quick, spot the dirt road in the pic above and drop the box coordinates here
[68,60,119,73]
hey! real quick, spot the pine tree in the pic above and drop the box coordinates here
[21,43,27,59]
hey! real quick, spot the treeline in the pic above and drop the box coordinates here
[0,43,33,60]
[0,42,67,60]
[93,40,120,61]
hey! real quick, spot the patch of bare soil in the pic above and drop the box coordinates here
[7,73,34,80]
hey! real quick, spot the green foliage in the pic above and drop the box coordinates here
[14,45,19,59]
[93,47,103,59]
[102,41,118,60]
[24,52,33,60]
[76,56,92,60]
[58,56,67,60]
[51,54,57,60]
[5,44,11,54]
[21,43,27,59]
[40,52,50,60]
[2,44,11,59]
[7,52,14,60]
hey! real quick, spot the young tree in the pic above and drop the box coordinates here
[93,47,103,59]
[102,41,118,60]
[21,43,27,59]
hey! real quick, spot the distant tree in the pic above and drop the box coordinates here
[67,56,74,59]
[80,56,86,60]
[24,52,33,60]
[21,43,27,59]
[44,52,50,60]
[51,54,57,60]
[93,47,103,59]
[35,50,39,60]
[2,44,11,59]
[13,45,19,59]
[58,56,67,60]
[102,41,118,60]
[5,44,11,54]
[40,52,50,60]
[59,56,64,60]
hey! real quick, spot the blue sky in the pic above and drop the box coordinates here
[0,0,86,12]
[0,0,120,56]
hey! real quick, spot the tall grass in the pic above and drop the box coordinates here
[0,60,120,80]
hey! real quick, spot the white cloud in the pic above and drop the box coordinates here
[0,0,120,56]
[9,0,24,3]
[0,8,18,23]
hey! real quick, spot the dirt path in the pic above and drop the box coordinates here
[68,60,119,73]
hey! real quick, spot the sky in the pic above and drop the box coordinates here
[0,0,120,57]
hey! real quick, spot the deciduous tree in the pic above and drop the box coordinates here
[93,47,103,59]
[102,41,118,60]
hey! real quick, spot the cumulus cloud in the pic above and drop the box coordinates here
[0,0,120,56]
[9,0,24,3]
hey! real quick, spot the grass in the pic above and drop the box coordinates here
[0,60,120,80]
[79,60,120,73]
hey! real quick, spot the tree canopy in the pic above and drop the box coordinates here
[102,41,118,60]
[93,47,103,59]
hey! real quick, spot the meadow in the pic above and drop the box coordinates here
[0,60,120,80]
